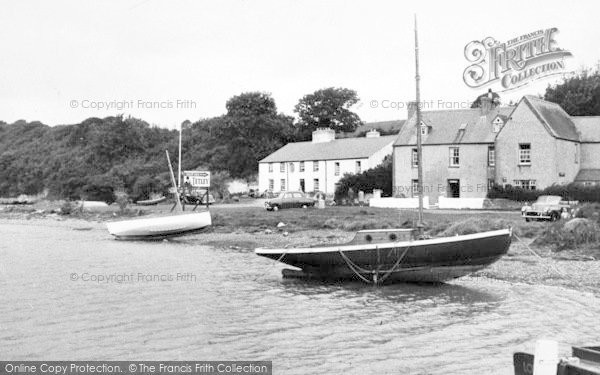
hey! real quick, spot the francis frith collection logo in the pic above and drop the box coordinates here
[463,28,572,91]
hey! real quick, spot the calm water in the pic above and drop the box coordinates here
[1,220,599,374]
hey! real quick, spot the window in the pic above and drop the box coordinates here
[355,161,361,173]
[300,161,305,172]
[575,144,579,164]
[313,178,319,191]
[280,163,285,172]
[268,163,273,172]
[411,148,419,168]
[488,179,495,191]
[513,180,536,190]
[420,122,428,136]
[289,162,295,173]
[280,179,286,191]
[411,179,420,197]
[488,146,495,167]
[334,162,340,176]
[493,117,504,133]
[449,147,460,167]
[519,143,531,165]
[268,179,274,191]
[313,161,319,172]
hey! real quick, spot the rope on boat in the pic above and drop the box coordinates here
[513,233,567,277]
[338,246,411,285]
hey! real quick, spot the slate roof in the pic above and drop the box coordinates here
[522,96,580,141]
[393,107,514,146]
[575,169,600,182]
[572,116,600,142]
[354,120,405,134]
[259,135,396,163]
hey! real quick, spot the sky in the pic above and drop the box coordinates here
[1,0,599,129]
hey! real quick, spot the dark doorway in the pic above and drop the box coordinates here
[299,179,305,192]
[448,179,460,198]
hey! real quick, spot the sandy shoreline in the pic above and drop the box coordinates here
[2,209,599,296]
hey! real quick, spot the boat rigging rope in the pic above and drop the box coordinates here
[513,233,567,277]
[338,246,411,285]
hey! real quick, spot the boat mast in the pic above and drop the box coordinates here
[178,122,183,189]
[414,14,424,235]
[166,150,183,212]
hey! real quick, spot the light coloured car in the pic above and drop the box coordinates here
[521,195,574,222]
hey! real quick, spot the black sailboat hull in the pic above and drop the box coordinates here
[255,229,511,283]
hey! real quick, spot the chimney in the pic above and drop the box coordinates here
[365,129,380,138]
[312,127,335,143]
[407,101,418,120]
[480,96,492,115]
[480,88,496,115]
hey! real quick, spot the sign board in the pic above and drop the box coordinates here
[183,171,211,188]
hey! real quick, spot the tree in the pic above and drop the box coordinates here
[294,87,363,136]
[213,92,296,178]
[544,69,600,116]
[471,88,501,108]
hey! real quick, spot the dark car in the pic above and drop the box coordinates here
[264,191,316,211]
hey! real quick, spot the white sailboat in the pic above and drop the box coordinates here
[106,123,212,240]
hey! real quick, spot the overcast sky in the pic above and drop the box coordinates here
[1,0,599,129]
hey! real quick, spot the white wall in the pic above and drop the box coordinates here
[259,158,370,194]
[258,141,393,195]
[369,196,430,209]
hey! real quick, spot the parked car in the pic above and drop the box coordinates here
[264,191,316,211]
[181,192,215,205]
[521,195,575,222]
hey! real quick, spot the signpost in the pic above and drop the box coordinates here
[182,171,211,210]
[183,171,211,188]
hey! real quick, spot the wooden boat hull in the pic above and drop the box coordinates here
[255,229,511,283]
[135,196,167,205]
[106,211,211,240]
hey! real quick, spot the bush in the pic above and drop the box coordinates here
[573,202,600,223]
[59,201,75,215]
[487,183,600,203]
[335,155,392,201]
[114,190,129,212]
[81,183,115,204]
[533,219,600,251]
[440,217,513,236]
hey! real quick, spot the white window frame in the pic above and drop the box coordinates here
[355,161,361,174]
[449,147,460,167]
[411,179,419,197]
[280,163,285,172]
[289,162,295,173]
[488,146,495,167]
[268,163,273,172]
[280,179,286,191]
[334,162,340,176]
[519,143,531,165]
[411,148,418,168]
[268,179,274,191]
[313,161,319,172]
[513,179,536,190]
[313,178,319,192]
[299,161,305,172]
